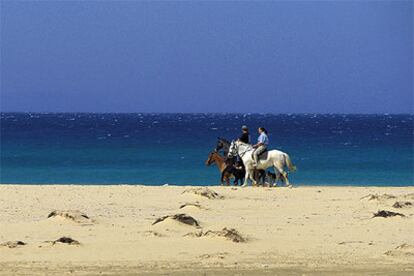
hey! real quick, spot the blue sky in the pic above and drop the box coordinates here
[1,1,412,113]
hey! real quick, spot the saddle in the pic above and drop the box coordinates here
[251,149,268,160]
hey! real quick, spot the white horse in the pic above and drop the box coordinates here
[228,140,296,187]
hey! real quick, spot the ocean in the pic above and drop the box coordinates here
[0,113,413,186]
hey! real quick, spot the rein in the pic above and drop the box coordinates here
[234,143,253,158]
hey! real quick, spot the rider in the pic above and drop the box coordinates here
[232,126,250,167]
[252,127,269,166]
[239,125,250,144]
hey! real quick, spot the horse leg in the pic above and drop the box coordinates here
[224,173,230,186]
[278,169,290,187]
[239,174,244,186]
[277,160,292,187]
[242,170,249,187]
[253,170,260,187]
[233,173,240,186]
[275,172,281,187]
[249,170,257,187]
[283,172,291,187]
[264,173,271,187]
[220,171,226,186]
[273,166,283,187]
[261,171,266,187]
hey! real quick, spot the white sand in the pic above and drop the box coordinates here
[0,185,413,275]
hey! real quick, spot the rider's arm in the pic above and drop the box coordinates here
[253,142,264,148]
[254,134,265,148]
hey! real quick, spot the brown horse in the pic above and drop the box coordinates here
[205,151,245,186]
[205,151,232,185]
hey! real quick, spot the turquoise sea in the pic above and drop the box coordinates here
[1,113,413,186]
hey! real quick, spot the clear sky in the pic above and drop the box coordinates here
[1,1,412,113]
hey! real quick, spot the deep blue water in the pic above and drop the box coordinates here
[1,113,413,186]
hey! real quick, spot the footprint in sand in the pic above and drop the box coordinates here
[199,252,229,260]
[401,193,414,200]
[362,193,414,210]
[140,230,165,238]
[361,194,396,201]
[385,244,414,257]
[182,188,223,199]
[186,228,247,243]
[392,201,413,209]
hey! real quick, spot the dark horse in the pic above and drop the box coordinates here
[215,137,231,156]
[215,137,267,186]
[215,137,236,169]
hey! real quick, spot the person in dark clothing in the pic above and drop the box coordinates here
[239,125,250,144]
[235,125,250,165]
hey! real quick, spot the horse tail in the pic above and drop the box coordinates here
[284,153,297,172]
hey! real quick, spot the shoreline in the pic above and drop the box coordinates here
[1,185,413,275]
[1,183,413,187]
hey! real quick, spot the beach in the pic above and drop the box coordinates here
[0,185,413,275]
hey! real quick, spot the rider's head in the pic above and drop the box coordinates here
[258,127,267,134]
[241,125,248,132]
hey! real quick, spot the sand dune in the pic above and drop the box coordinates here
[188,227,247,243]
[0,185,413,275]
[47,210,95,225]
[0,240,26,249]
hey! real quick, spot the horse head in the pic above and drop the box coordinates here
[228,140,238,158]
[205,151,216,166]
[215,138,223,152]
[215,137,230,155]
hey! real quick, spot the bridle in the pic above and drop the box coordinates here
[230,141,253,158]
[206,152,215,165]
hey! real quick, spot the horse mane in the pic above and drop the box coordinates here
[236,140,254,150]
[237,140,250,146]
[217,137,230,145]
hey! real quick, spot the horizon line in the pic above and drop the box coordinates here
[1,111,413,115]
